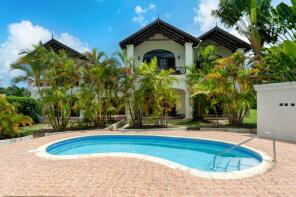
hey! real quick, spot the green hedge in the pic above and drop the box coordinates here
[6,96,41,123]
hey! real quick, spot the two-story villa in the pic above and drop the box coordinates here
[119,19,250,119]
[31,19,250,119]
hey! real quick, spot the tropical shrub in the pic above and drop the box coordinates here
[192,52,256,126]
[75,49,120,127]
[136,58,176,127]
[12,45,83,131]
[0,85,30,97]
[0,94,32,139]
[38,50,80,131]
[262,40,296,82]
[117,51,176,128]
[188,45,218,120]
[6,96,41,123]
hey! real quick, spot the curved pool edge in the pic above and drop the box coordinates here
[34,134,273,180]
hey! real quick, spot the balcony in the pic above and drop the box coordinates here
[157,66,186,75]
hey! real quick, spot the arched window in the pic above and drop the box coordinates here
[143,50,175,70]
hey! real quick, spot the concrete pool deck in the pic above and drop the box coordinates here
[0,130,295,196]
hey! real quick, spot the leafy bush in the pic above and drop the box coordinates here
[0,85,30,97]
[262,40,296,82]
[192,52,256,127]
[0,94,32,139]
[6,96,41,123]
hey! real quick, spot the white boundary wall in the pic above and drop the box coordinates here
[255,82,296,142]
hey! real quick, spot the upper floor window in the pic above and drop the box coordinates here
[143,49,175,70]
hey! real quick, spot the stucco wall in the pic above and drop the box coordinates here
[199,40,233,57]
[255,82,296,142]
[174,89,186,114]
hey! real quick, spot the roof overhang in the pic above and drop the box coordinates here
[120,19,200,49]
[198,26,251,52]
[43,39,87,60]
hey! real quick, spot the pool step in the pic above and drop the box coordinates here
[215,158,242,172]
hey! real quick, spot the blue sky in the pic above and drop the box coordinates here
[0,0,289,86]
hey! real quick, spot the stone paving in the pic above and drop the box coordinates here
[0,130,296,196]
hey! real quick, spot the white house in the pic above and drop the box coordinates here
[119,19,251,119]
[31,19,251,119]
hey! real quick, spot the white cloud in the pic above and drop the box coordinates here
[135,6,146,15]
[133,4,157,27]
[193,0,219,32]
[0,20,89,84]
[193,0,248,42]
[57,33,89,53]
[148,4,156,11]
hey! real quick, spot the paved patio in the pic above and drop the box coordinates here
[0,130,295,196]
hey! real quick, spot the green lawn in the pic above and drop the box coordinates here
[169,119,201,127]
[243,109,257,125]
[170,109,257,128]
[20,124,47,136]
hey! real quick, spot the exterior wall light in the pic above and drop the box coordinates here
[138,56,141,61]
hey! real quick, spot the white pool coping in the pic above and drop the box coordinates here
[34,134,273,179]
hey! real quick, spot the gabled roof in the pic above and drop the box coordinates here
[43,38,87,59]
[120,19,200,49]
[198,26,251,52]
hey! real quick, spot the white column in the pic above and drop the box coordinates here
[185,91,193,119]
[79,110,85,120]
[126,44,134,59]
[184,43,194,119]
[126,44,134,123]
[185,42,193,65]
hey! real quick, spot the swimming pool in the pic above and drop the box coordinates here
[44,135,264,174]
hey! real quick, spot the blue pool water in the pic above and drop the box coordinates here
[46,135,262,172]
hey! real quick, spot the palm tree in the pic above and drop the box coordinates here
[85,48,117,67]
[41,50,80,131]
[188,45,218,120]
[10,43,49,87]
[192,52,256,126]
[212,0,276,56]
[114,50,138,126]
[76,49,120,127]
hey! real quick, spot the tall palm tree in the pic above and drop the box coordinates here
[114,50,138,126]
[212,0,276,56]
[10,43,49,87]
[84,48,117,67]
[77,49,121,126]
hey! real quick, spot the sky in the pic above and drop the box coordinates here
[0,0,290,87]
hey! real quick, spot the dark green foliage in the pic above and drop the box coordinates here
[262,40,296,82]
[6,96,41,123]
[189,46,219,120]
[271,1,296,42]
[0,85,30,97]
